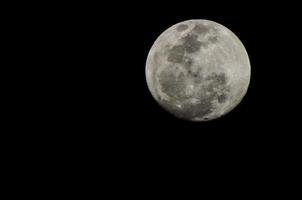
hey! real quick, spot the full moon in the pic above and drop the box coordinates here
[145,19,251,121]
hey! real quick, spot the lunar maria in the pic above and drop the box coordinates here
[145,19,251,121]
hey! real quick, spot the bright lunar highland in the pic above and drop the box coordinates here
[146,19,251,121]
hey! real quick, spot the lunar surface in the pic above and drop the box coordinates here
[145,19,250,121]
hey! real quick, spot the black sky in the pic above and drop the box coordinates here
[59,2,298,138]
[5,0,301,193]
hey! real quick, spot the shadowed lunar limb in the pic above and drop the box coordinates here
[146,19,251,121]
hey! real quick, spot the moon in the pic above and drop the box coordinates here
[145,19,251,121]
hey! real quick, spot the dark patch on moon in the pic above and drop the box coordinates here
[158,70,230,120]
[159,69,187,100]
[206,73,227,86]
[188,67,203,84]
[187,72,229,119]
[166,34,202,65]
[167,45,185,63]
[166,32,203,67]
[182,34,202,53]
[195,95,215,116]
[176,24,188,32]
[204,72,230,104]
[217,93,228,103]
[192,24,219,45]
[184,57,193,68]
[192,24,209,34]
[181,100,213,120]
[208,35,218,43]
[159,97,214,121]
[177,85,222,120]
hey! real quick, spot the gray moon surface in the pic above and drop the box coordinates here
[145,19,251,121]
